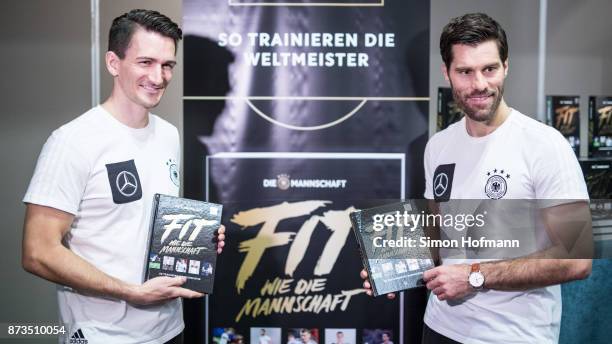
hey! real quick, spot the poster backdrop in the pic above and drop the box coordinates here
[183,1,430,343]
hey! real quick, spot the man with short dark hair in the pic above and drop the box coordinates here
[332,331,345,344]
[22,9,224,344]
[300,329,317,344]
[381,331,393,344]
[363,12,591,343]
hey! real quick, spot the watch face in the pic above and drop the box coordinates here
[469,272,485,288]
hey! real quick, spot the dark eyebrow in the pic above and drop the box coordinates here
[135,57,177,68]
[455,66,472,72]
[483,63,501,69]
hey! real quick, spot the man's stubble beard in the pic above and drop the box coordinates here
[451,80,504,124]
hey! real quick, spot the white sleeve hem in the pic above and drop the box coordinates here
[23,194,78,216]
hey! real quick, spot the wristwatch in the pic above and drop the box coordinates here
[468,263,485,289]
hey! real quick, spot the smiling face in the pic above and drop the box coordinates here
[443,40,507,124]
[107,26,176,110]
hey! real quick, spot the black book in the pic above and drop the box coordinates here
[350,200,435,296]
[579,158,612,230]
[546,95,580,156]
[579,159,612,199]
[437,87,464,132]
[588,96,612,157]
[143,194,222,294]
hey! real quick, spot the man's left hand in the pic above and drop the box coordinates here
[423,264,473,301]
[216,225,226,254]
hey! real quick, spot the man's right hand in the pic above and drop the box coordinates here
[125,276,204,305]
[22,204,204,306]
[360,269,396,299]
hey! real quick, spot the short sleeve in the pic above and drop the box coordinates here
[532,131,589,201]
[23,129,90,215]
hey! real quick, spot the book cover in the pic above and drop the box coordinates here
[546,95,580,156]
[143,194,222,294]
[588,96,612,157]
[580,157,611,221]
[350,200,435,296]
[437,87,465,132]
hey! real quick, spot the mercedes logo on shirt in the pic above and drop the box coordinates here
[105,159,142,204]
[432,163,455,202]
[116,171,138,197]
[433,173,449,197]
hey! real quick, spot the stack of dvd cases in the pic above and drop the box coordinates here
[546,95,580,156]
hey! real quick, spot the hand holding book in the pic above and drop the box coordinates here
[360,269,396,299]
[143,194,224,294]
[350,200,436,296]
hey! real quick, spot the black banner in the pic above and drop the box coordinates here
[183,1,430,343]
[206,154,402,343]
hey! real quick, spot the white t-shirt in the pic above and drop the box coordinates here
[24,106,182,344]
[259,334,272,344]
[423,109,588,343]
